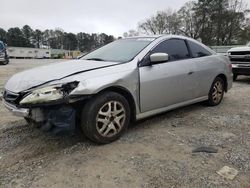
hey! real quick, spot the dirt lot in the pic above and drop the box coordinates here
[0,59,249,188]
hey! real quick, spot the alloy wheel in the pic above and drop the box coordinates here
[212,80,224,104]
[96,101,126,138]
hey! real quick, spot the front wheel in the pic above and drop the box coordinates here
[206,77,225,106]
[81,92,130,144]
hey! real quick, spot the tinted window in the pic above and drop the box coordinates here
[188,40,211,58]
[152,39,190,61]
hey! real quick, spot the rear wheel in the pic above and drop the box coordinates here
[206,77,225,106]
[81,92,130,144]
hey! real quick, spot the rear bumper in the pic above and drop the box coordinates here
[3,99,30,117]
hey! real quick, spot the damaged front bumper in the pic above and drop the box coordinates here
[3,99,79,134]
[3,91,90,134]
[3,99,30,117]
[2,80,92,133]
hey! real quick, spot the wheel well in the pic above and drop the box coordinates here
[217,74,228,92]
[97,86,137,122]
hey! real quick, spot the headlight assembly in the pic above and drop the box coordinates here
[20,86,64,105]
[19,82,79,105]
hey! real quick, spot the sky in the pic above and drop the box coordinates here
[1,0,190,37]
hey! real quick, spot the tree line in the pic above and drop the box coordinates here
[125,0,250,46]
[0,0,249,50]
[0,26,115,52]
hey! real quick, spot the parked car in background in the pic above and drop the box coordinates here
[3,35,233,144]
[0,41,9,65]
[228,43,250,81]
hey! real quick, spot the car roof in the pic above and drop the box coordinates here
[125,35,197,41]
[122,35,216,54]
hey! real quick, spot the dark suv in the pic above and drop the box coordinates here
[0,41,9,65]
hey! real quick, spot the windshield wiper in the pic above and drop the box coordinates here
[86,58,105,61]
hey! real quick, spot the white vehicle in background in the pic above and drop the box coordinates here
[228,43,250,81]
[7,47,51,59]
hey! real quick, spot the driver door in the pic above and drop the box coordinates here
[139,39,198,113]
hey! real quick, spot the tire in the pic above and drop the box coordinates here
[81,92,130,144]
[206,77,225,106]
[233,74,238,81]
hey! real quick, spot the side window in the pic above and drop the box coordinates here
[152,39,190,61]
[188,41,212,58]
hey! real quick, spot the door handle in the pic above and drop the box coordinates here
[188,71,194,75]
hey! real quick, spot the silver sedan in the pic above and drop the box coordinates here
[3,35,233,144]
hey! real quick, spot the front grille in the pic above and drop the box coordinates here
[230,58,250,62]
[231,51,250,55]
[3,90,20,105]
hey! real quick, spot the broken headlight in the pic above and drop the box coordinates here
[20,82,79,105]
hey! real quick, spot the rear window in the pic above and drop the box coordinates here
[188,41,212,58]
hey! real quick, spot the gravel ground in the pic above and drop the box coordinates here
[0,59,249,188]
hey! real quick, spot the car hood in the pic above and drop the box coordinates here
[5,60,119,93]
[228,46,250,52]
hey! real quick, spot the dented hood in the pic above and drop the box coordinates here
[5,60,118,93]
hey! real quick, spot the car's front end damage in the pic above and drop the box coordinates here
[2,58,140,134]
[3,81,90,133]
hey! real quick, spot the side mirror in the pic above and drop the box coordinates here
[150,53,169,64]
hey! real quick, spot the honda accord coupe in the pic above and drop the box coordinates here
[3,35,233,144]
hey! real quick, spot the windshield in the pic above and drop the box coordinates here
[81,38,155,63]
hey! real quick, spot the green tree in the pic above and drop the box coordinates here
[6,27,27,47]
[1,26,115,50]
[77,32,93,52]
[33,29,43,48]
[193,0,249,45]
[0,28,7,43]
[22,25,34,47]
[136,0,249,45]
[54,28,64,49]
[63,33,78,50]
